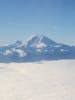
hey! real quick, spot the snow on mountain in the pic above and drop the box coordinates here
[3,50,13,55]
[23,34,57,48]
[60,49,69,52]
[3,48,27,57]
[54,44,62,48]
[14,49,27,57]
[30,40,47,48]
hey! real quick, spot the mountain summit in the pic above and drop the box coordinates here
[0,34,75,62]
[24,34,57,48]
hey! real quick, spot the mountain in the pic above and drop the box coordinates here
[0,34,75,62]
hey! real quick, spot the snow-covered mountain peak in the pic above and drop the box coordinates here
[15,40,22,45]
[24,34,57,48]
[25,34,43,42]
[0,34,75,62]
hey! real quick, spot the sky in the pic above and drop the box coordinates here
[0,0,75,45]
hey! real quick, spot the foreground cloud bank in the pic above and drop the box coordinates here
[0,60,75,100]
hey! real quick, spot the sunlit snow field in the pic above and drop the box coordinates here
[0,60,75,100]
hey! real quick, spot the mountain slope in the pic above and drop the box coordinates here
[0,34,75,62]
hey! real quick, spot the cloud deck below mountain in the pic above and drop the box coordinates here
[0,60,75,100]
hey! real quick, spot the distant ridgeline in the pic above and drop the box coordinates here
[0,34,75,63]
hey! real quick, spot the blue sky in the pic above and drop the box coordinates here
[0,0,75,45]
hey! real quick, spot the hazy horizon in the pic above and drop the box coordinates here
[0,33,74,46]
